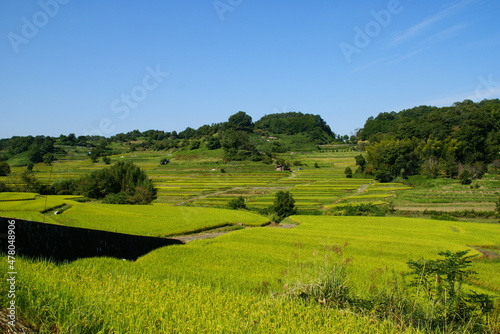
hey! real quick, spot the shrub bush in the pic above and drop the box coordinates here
[328,203,387,217]
[102,192,129,204]
[228,196,246,210]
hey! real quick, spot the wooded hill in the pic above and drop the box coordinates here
[0,111,338,167]
[1,99,499,183]
[356,99,500,181]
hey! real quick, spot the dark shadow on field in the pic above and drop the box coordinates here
[0,217,183,263]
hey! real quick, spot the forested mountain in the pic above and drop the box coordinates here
[357,99,500,181]
[254,112,334,142]
[2,99,499,184]
[0,111,338,167]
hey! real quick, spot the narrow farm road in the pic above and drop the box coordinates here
[174,187,243,206]
[357,184,370,193]
[173,223,297,243]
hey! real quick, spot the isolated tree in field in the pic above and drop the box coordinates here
[344,166,353,178]
[273,191,296,221]
[228,196,246,210]
[355,154,366,173]
[0,162,11,176]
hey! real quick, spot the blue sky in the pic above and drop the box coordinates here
[1,0,499,139]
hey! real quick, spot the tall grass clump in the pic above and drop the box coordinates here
[283,261,352,308]
[283,250,498,333]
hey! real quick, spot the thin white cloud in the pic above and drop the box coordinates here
[422,24,468,44]
[391,0,476,45]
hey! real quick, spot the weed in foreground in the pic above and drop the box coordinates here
[283,250,497,333]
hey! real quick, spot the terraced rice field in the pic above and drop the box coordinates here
[1,149,409,216]
[2,215,499,333]
[178,166,379,211]
[0,194,269,236]
[393,176,499,212]
[325,182,412,208]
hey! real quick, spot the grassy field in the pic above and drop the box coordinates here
[392,175,499,212]
[0,195,270,236]
[2,256,417,334]
[2,215,499,333]
[2,148,391,214]
[51,202,270,236]
[1,147,500,332]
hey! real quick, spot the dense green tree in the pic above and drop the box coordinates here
[28,136,56,163]
[272,191,297,221]
[255,112,334,143]
[8,136,35,155]
[52,179,78,195]
[366,138,420,180]
[344,166,353,178]
[89,150,100,163]
[206,137,221,150]
[189,140,201,150]
[58,133,78,146]
[227,111,254,132]
[228,196,246,210]
[102,156,111,164]
[102,192,129,204]
[358,99,500,171]
[221,130,263,162]
[178,127,197,139]
[355,154,366,173]
[0,162,11,176]
[77,161,157,204]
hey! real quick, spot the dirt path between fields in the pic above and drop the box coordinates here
[174,187,243,206]
[471,247,500,259]
[174,171,297,207]
[174,186,293,207]
[173,231,233,243]
[173,223,297,243]
[357,184,369,193]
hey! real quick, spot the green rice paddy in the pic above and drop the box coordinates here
[1,148,499,333]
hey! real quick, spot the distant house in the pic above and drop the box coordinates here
[276,165,290,171]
